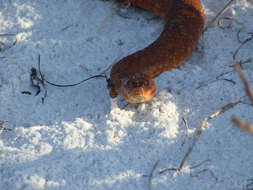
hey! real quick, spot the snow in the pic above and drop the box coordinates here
[0,0,253,189]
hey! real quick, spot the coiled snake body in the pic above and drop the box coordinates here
[109,0,205,103]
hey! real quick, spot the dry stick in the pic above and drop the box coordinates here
[233,35,253,60]
[229,58,252,68]
[178,99,240,170]
[203,0,236,33]
[233,19,246,43]
[187,159,217,181]
[148,160,160,190]
[96,3,118,37]
[189,159,210,170]
[160,1,239,173]
[216,70,236,85]
[234,62,253,102]
[190,169,218,182]
[217,17,233,30]
[232,117,253,134]
[218,17,247,43]
[232,62,253,134]
[0,33,16,36]
[181,117,190,146]
[159,100,240,174]
[61,24,75,31]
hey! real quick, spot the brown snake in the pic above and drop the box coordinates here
[108,0,205,103]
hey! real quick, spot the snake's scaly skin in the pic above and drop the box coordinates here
[109,0,205,103]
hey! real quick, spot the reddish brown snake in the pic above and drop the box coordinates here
[108,0,205,103]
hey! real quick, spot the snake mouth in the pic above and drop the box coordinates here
[113,72,156,103]
[121,80,156,103]
[126,93,154,103]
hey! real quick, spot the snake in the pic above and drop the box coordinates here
[108,0,205,103]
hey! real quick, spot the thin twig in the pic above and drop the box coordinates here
[216,70,236,85]
[190,160,210,170]
[182,117,190,146]
[160,100,240,174]
[217,17,233,30]
[217,17,245,43]
[196,70,236,89]
[159,159,212,176]
[233,35,253,60]
[159,167,178,174]
[0,33,16,37]
[229,58,252,68]
[179,99,240,170]
[232,62,253,134]
[203,0,236,32]
[232,117,253,134]
[96,3,118,36]
[234,62,253,102]
[148,160,160,190]
[38,54,107,87]
[190,169,218,182]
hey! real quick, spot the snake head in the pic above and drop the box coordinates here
[119,72,156,103]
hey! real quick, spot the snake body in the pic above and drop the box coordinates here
[109,0,205,103]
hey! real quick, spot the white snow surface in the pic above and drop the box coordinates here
[0,0,253,189]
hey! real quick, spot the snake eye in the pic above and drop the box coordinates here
[144,80,149,86]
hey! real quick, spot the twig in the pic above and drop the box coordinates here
[0,33,16,37]
[179,99,240,170]
[160,100,240,174]
[148,160,160,190]
[190,169,218,182]
[232,62,253,134]
[159,167,178,174]
[233,35,253,60]
[229,58,252,68]
[190,160,210,170]
[21,91,32,95]
[96,3,118,36]
[203,0,236,32]
[159,159,213,180]
[181,117,190,146]
[234,62,253,102]
[217,17,245,43]
[233,19,246,43]
[232,117,253,134]
[61,24,78,31]
[196,70,236,89]
[217,17,233,30]
[30,56,48,103]
[216,70,236,85]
